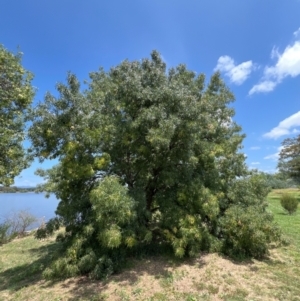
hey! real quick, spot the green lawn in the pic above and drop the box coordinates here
[261,189,300,300]
[268,189,300,248]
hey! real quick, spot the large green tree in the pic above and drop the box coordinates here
[0,45,35,185]
[278,135,300,184]
[29,51,280,279]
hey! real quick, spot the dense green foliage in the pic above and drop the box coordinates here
[0,45,35,186]
[280,193,299,215]
[29,51,280,279]
[278,135,300,184]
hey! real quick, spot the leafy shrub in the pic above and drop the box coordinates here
[35,217,62,239]
[0,223,10,245]
[220,205,281,258]
[280,193,299,215]
[43,257,79,280]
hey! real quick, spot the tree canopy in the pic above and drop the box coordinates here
[29,51,280,279]
[0,45,34,185]
[278,135,300,184]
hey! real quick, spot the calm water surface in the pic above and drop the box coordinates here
[0,193,59,226]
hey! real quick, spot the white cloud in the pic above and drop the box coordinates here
[249,80,277,95]
[265,42,300,78]
[264,153,279,160]
[264,111,300,139]
[250,29,300,95]
[264,146,283,161]
[262,168,277,174]
[214,55,255,85]
[250,146,261,150]
[271,46,280,60]
[294,27,300,38]
[251,162,260,165]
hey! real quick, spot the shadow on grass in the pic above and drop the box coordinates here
[43,254,208,301]
[1,240,197,300]
[0,239,276,301]
[61,252,266,301]
[0,241,63,292]
[32,243,210,300]
[276,212,294,216]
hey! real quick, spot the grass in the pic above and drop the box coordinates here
[268,189,300,247]
[0,188,299,300]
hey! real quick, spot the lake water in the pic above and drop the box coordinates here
[0,192,59,228]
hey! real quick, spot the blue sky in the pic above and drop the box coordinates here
[1,0,300,186]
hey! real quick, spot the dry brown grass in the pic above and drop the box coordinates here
[1,246,297,301]
[1,188,300,301]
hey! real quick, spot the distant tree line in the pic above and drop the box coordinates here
[0,186,35,193]
[256,171,299,189]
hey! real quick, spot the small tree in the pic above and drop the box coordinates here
[0,45,35,186]
[0,210,37,244]
[4,210,37,237]
[280,193,299,215]
[29,51,280,279]
[278,135,300,185]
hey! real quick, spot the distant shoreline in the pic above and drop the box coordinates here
[0,187,36,193]
[0,191,35,193]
